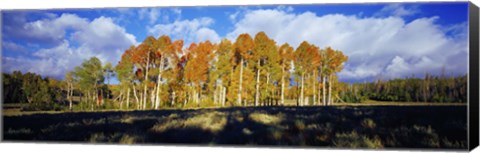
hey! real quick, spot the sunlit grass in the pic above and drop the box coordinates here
[151,111,227,134]
[249,112,284,125]
[361,118,376,129]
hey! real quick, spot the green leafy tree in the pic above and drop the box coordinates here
[73,57,104,110]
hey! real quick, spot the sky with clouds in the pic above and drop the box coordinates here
[1,2,469,83]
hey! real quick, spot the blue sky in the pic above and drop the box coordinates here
[1,2,469,83]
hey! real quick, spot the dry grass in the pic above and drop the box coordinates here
[331,101,466,106]
[361,118,376,129]
[151,111,227,134]
[88,133,142,144]
[249,112,285,125]
[119,134,141,144]
[333,131,383,149]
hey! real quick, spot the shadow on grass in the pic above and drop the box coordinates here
[2,106,467,150]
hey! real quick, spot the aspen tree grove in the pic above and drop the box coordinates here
[97,31,349,109]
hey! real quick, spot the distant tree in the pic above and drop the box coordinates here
[2,71,26,103]
[22,72,51,104]
[73,57,104,110]
[46,77,64,103]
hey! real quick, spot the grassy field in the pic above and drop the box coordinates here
[280,99,466,107]
[2,105,467,150]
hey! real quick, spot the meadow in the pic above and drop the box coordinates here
[3,105,467,150]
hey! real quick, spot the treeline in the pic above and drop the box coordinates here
[3,64,113,111]
[339,74,468,103]
[3,71,65,110]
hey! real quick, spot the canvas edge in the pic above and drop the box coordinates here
[468,1,479,151]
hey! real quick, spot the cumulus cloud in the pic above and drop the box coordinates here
[2,12,88,45]
[70,16,137,62]
[227,8,467,82]
[148,17,221,44]
[2,13,137,79]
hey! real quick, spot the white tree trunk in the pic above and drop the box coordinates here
[323,75,326,106]
[68,83,73,110]
[255,61,260,106]
[328,74,332,105]
[133,85,140,109]
[172,91,176,106]
[237,58,243,105]
[300,73,304,106]
[126,87,130,110]
[119,89,124,110]
[281,67,285,106]
[313,71,316,106]
[266,72,270,106]
[155,58,164,110]
[151,86,156,109]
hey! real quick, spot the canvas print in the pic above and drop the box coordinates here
[1,2,472,150]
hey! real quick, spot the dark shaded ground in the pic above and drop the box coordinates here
[2,106,467,150]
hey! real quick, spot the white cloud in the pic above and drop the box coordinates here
[196,28,221,43]
[139,8,161,24]
[148,17,221,44]
[171,8,182,19]
[227,8,468,82]
[70,16,137,62]
[375,4,420,17]
[276,5,294,12]
[2,14,138,79]
[229,11,240,22]
[228,6,250,23]
[13,13,89,45]
[385,56,410,77]
[2,41,28,53]
[3,53,71,79]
